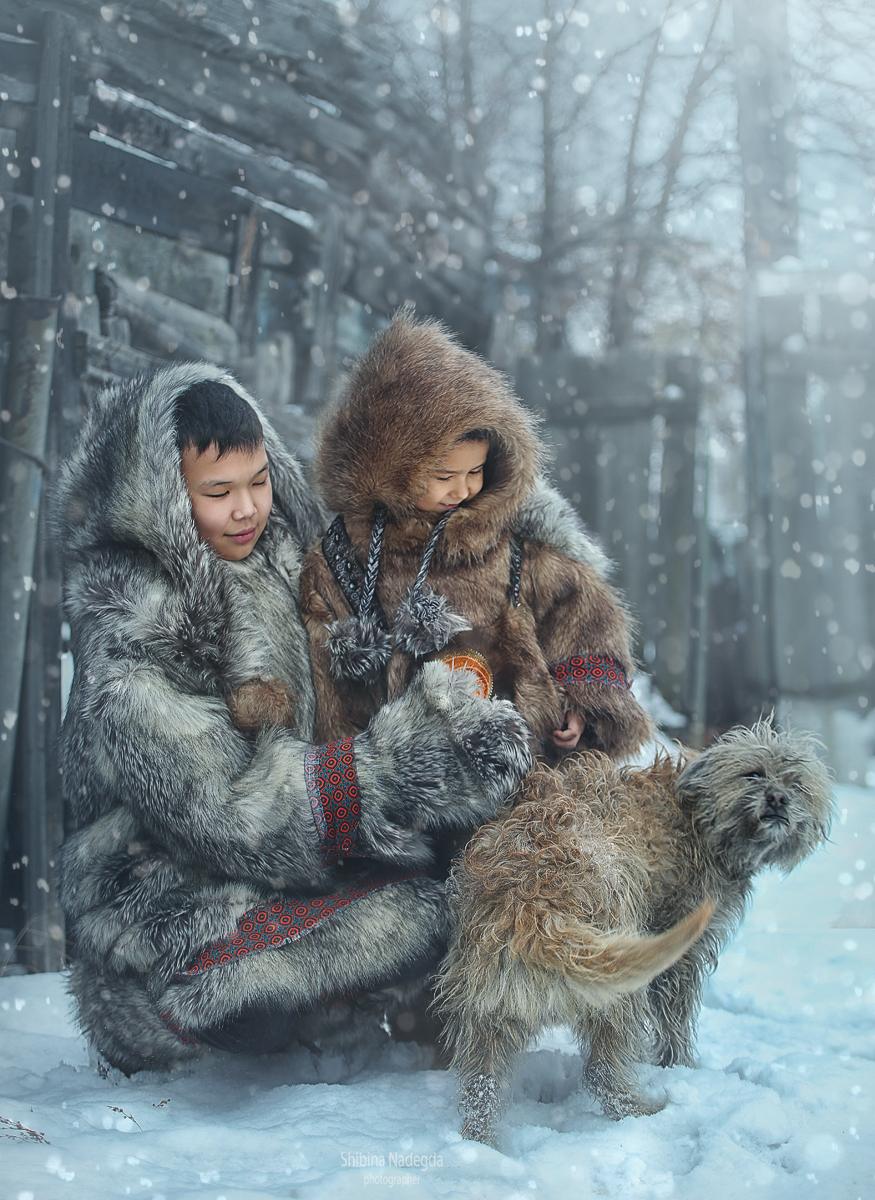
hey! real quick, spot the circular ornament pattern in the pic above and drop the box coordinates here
[436,649,494,698]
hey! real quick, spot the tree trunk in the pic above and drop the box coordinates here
[732,0,799,707]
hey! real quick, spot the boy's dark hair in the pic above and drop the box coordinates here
[174,380,263,458]
[460,428,491,443]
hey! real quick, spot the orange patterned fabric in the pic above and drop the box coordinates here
[436,649,494,699]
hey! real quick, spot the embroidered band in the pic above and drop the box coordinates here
[156,1007,205,1047]
[177,867,418,977]
[157,867,422,1044]
[305,738,369,865]
[551,654,630,690]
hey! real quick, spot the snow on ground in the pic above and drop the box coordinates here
[1,782,873,1200]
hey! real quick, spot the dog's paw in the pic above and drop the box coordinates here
[460,1072,501,1144]
[600,1091,667,1120]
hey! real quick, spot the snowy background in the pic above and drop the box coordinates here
[1,770,872,1200]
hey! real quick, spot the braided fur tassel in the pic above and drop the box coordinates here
[327,614,393,684]
[393,588,471,657]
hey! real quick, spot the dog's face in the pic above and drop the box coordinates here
[675,722,834,877]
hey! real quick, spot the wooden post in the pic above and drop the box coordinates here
[688,421,711,746]
[303,203,345,407]
[0,298,59,903]
[2,10,75,971]
[227,204,261,359]
[0,127,16,390]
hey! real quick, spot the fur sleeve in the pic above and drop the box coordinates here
[522,544,654,758]
[72,653,338,891]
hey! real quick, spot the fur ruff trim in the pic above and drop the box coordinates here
[515,477,612,578]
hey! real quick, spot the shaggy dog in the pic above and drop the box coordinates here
[435,722,834,1142]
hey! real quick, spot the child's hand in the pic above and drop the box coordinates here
[551,711,584,750]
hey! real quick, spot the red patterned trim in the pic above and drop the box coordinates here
[157,1007,205,1048]
[156,869,424,1045]
[550,654,630,690]
[305,738,369,865]
[177,867,417,977]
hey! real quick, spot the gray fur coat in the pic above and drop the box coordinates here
[55,362,533,1072]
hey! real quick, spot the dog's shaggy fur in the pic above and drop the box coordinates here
[436,722,834,1141]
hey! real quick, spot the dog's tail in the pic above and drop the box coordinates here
[509,899,715,1006]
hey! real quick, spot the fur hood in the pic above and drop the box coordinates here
[55,360,325,582]
[314,311,545,562]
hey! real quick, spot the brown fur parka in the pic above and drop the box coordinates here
[300,311,652,758]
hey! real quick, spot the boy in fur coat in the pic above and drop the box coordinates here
[55,362,537,1074]
[301,311,653,761]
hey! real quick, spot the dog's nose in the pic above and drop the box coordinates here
[764,789,788,815]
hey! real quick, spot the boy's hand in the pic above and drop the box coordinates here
[552,711,584,750]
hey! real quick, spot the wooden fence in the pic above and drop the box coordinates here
[514,350,713,735]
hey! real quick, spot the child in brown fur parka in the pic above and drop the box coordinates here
[299,310,653,761]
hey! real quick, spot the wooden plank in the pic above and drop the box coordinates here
[11,377,67,975]
[303,201,345,404]
[81,86,333,216]
[73,329,165,380]
[651,414,699,715]
[764,358,873,698]
[2,1,482,224]
[0,126,16,376]
[34,12,74,298]
[0,29,40,87]
[71,130,319,272]
[70,130,239,253]
[97,269,239,364]
[47,0,368,166]
[0,297,59,923]
[227,204,261,356]
[0,75,36,103]
[5,4,493,335]
[4,11,75,972]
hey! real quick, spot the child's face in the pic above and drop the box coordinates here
[181,440,273,561]
[415,438,489,515]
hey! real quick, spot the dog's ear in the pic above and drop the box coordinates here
[675,754,707,808]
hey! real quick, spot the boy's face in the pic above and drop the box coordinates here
[181,441,273,561]
[415,438,489,515]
